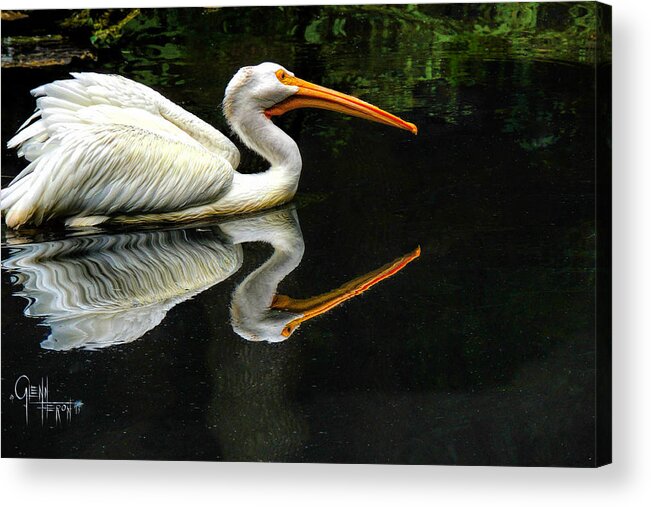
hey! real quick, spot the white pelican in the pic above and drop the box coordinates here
[3,207,419,350]
[2,62,417,229]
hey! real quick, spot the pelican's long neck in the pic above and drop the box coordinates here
[228,215,304,309]
[216,103,302,214]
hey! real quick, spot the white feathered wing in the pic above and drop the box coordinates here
[2,73,241,228]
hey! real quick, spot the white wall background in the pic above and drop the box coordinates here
[1,0,648,505]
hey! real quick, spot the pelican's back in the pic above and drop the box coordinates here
[2,73,240,228]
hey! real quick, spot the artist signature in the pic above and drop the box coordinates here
[10,375,83,426]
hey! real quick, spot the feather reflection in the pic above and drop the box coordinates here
[3,227,242,350]
[3,207,419,350]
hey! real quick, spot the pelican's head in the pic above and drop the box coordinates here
[230,304,303,344]
[223,62,418,134]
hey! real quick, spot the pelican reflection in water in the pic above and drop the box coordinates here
[3,207,419,350]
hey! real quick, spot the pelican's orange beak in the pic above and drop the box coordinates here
[271,246,421,338]
[265,69,418,135]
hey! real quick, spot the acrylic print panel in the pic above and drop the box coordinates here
[1,2,611,466]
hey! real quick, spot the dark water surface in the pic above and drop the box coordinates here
[2,8,596,465]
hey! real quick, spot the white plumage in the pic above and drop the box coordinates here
[3,72,238,228]
[2,62,416,229]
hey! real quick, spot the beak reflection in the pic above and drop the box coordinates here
[271,246,421,338]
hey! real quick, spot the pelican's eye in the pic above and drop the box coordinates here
[281,321,299,338]
[276,69,288,83]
